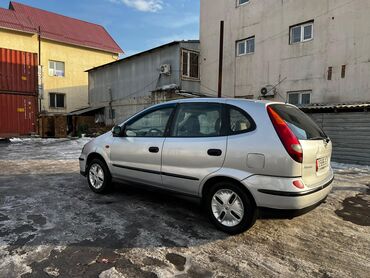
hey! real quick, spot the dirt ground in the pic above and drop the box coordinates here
[0,138,369,278]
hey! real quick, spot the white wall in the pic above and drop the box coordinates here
[200,0,370,104]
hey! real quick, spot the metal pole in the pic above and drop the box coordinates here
[38,26,41,65]
[38,26,42,114]
[217,20,224,98]
[37,26,42,134]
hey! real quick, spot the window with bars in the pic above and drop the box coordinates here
[182,50,199,79]
[341,65,346,78]
[327,67,333,80]
[49,93,65,108]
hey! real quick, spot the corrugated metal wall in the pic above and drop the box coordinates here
[0,47,38,138]
[308,112,370,165]
[0,93,37,137]
[88,44,182,106]
[0,47,38,94]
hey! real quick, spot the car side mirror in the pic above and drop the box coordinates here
[112,125,123,137]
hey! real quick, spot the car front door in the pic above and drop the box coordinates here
[110,104,175,187]
[161,102,227,196]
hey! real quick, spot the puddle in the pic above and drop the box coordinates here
[166,253,186,271]
[335,187,370,226]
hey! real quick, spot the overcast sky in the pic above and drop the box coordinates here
[0,0,200,56]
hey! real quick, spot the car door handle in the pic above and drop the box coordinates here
[207,149,222,156]
[149,146,159,153]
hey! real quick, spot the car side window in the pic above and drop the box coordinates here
[228,106,255,134]
[171,103,222,137]
[125,107,173,137]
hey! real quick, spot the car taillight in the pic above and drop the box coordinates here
[293,180,305,189]
[267,106,303,163]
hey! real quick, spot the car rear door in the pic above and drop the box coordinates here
[270,104,333,187]
[161,102,227,196]
[110,104,175,187]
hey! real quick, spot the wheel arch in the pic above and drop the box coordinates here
[86,152,109,171]
[201,176,257,207]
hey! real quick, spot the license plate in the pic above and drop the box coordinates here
[317,157,329,171]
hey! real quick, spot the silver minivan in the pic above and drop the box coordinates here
[79,98,333,234]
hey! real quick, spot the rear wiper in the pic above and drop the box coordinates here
[310,136,330,142]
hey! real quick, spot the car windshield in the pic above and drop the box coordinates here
[269,104,327,140]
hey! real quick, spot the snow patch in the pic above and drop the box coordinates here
[99,267,126,278]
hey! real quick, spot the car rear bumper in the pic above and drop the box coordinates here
[258,196,328,219]
[243,170,334,210]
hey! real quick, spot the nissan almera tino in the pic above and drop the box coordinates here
[79,98,334,234]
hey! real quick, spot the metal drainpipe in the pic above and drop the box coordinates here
[108,88,113,124]
[217,20,224,98]
[38,26,42,114]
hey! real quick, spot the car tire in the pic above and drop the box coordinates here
[205,181,257,234]
[86,158,112,194]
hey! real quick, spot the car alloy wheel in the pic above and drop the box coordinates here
[89,163,105,189]
[205,181,257,234]
[211,189,245,227]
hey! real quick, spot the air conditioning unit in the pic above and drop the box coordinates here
[260,85,276,97]
[160,64,171,75]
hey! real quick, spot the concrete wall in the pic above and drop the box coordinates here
[200,0,370,103]
[88,41,200,125]
[0,28,119,113]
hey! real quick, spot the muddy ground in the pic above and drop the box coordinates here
[0,138,369,278]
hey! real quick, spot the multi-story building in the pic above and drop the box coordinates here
[87,41,201,125]
[0,1,122,114]
[200,0,370,105]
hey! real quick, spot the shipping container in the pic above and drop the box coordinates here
[0,47,38,94]
[0,93,37,138]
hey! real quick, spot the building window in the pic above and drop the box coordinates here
[236,36,255,56]
[237,0,249,6]
[182,49,199,79]
[48,60,65,77]
[290,21,313,44]
[287,90,311,106]
[49,93,65,108]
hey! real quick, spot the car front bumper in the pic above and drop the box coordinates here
[243,171,334,210]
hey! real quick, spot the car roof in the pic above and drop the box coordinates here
[122,98,289,126]
[162,98,288,108]
[164,97,273,105]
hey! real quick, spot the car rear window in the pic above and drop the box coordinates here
[269,104,327,140]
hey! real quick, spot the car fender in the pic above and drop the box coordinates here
[91,145,112,171]
[198,167,254,197]
[85,133,113,172]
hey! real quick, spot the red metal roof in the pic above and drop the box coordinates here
[0,6,34,33]
[0,2,123,54]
